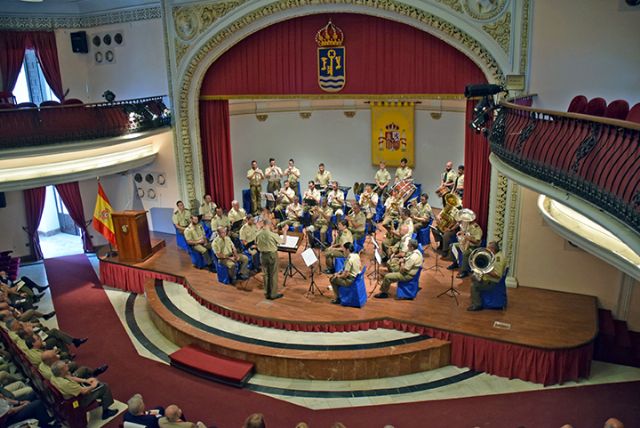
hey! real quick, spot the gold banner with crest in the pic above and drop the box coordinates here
[371,101,415,167]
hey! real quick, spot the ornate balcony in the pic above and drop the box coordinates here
[489,101,640,257]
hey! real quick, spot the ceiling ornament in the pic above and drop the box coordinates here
[482,11,511,53]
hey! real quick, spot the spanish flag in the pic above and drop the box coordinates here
[93,183,116,247]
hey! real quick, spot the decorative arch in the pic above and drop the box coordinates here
[171,1,509,202]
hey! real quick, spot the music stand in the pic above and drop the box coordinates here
[368,248,383,297]
[437,245,461,305]
[302,248,324,298]
[263,192,276,210]
[278,232,306,286]
[426,225,445,276]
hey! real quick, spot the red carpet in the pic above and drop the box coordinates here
[44,255,640,428]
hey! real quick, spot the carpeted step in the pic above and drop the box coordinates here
[169,345,255,388]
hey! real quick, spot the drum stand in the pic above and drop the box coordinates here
[437,267,460,305]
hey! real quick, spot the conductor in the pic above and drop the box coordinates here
[256,219,287,300]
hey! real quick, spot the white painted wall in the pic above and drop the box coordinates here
[229,109,466,209]
[56,18,169,103]
[0,192,29,257]
[529,0,640,111]
[37,186,60,235]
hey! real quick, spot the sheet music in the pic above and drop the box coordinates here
[279,235,299,249]
[263,193,275,201]
[371,236,379,249]
[374,248,382,264]
[301,248,318,267]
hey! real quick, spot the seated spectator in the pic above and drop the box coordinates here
[124,393,165,428]
[39,349,107,380]
[50,360,117,420]
[604,418,624,428]
[0,394,57,427]
[243,413,265,428]
[159,404,206,428]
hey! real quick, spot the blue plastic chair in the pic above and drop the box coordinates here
[334,256,346,273]
[242,189,252,213]
[312,227,333,247]
[397,267,422,299]
[175,226,188,251]
[339,266,368,308]
[417,218,433,246]
[202,222,214,240]
[187,246,212,269]
[374,200,385,223]
[215,256,239,285]
[481,268,509,310]
[353,236,366,253]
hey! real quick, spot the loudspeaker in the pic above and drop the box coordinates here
[70,31,88,53]
[0,193,5,209]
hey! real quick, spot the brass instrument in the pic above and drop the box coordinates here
[469,247,495,280]
[454,208,477,252]
[436,193,461,232]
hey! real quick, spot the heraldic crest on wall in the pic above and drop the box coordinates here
[316,20,345,92]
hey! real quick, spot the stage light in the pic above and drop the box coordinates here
[473,97,492,115]
[464,83,505,98]
[470,111,491,135]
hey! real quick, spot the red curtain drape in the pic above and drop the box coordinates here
[28,32,65,100]
[199,100,235,209]
[201,13,487,96]
[463,99,492,233]
[23,187,47,260]
[54,182,94,252]
[0,31,28,93]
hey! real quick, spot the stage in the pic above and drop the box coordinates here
[99,232,597,385]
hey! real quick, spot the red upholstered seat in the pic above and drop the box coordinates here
[40,100,61,107]
[585,97,607,117]
[63,98,84,105]
[16,101,37,109]
[604,99,630,120]
[0,103,14,110]
[567,95,588,114]
[0,91,16,105]
[625,102,640,124]
[169,345,254,387]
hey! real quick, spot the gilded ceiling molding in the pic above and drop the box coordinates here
[482,11,510,53]
[0,6,161,30]
[175,0,508,202]
[493,172,508,244]
[519,0,530,75]
[433,0,464,14]
[461,0,508,21]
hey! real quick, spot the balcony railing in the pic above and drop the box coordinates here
[0,96,171,149]
[489,102,640,234]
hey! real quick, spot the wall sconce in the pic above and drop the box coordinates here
[430,112,442,120]
[344,111,356,118]
[255,113,268,122]
[299,112,312,119]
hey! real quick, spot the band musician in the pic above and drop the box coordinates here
[384,224,413,269]
[278,196,303,230]
[228,200,247,239]
[329,242,361,305]
[199,194,217,227]
[246,160,264,215]
[410,193,433,230]
[275,181,295,213]
[375,239,423,299]
[184,215,214,271]
[308,199,333,246]
[447,219,482,278]
[327,182,345,214]
[323,220,353,274]
[394,157,412,183]
[172,200,190,233]
[436,161,458,204]
[264,158,283,196]
[381,188,403,228]
[315,163,332,190]
[455,165,465,199]
[212,227,250,287]
[358,185,379,232]
[346,203,366,241]
[284,158,301,188]
[375,161,391,196]
[303,181,321,210]
[210,206,230,233]
[239,214,261,270]
[468,241,506,311]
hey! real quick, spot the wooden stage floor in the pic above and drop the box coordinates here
[101,232,597,351]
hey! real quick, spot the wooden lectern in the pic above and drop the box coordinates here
[111,210,152,262]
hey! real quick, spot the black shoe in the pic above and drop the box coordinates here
[72,337,88,347]
[457,272,470,279]
[42,312,56,320]
[374,292,389,299]
[323,269,334,274]
[208,264,217,273]
[466,305,482,312]
[330,299,341,305]
[102,408,118,420]
[36,285,50,292]
[35,292,46,300]
[447,263,458,270]
[268,293,284,300]
[92,364,108,376]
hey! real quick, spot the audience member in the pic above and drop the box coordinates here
[158,404,206,428]
[604,418,624,428]
[124,393,165,428]
[0,393,57,427]
[243,413,266,428]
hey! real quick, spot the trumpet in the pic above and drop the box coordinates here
[469,247,495,280]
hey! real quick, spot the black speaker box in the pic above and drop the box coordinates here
[70,31,89,53]
[0,193,5,209]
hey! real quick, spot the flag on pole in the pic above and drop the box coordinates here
[93,183,116,247]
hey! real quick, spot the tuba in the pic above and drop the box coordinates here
[455,208,476,251]
[469,247,495,280]
[437,193,461,232]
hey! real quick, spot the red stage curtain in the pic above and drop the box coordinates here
[0,31,28,93]
[463,99,492,232]
[23,187,46,260]
[28,32,65,101]
[201,13,487,96]
[199,100,234,209]
[54,182,94,252]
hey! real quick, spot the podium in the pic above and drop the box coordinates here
[112,210,152,262]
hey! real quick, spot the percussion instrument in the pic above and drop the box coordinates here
[392,179,417,203]
[435,184,452,197]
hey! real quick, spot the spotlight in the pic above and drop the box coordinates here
[470,111,491,135]
[473,96,493,115]
[464,84,505,98]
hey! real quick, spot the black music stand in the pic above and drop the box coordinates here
[426,226,445,276]
[279,232,306,287]
[368,247,383,297]
[437,245,461,305]
[302,248,324,298]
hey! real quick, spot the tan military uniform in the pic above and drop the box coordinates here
[382,195,403,227]
[211,214,230,232]
[247,167,264,214]
[279,203,303,229]
[213,236,249,282]
[311,205,333,244]
[387,232,414,271]
[455,173,465,197]
[303,188,321,208]
[324,229,353,270]
[395,166,413,181]
[443,169,458,186]
[228,207,246,236]
[412,202,433,229]
[184,222,213,266]
[452,222,483,273]
[239,223,258,244]
[470,251,507,307]
[315,170,332,188]
[327,189,345,212]
[348,211,366,240]
[265,165,283,193]
[172,209,190,229]
[199,201,217,222]
[329,252,362,299]
[375,168,391,187]
[381,249,423,293]
[359,191,379,219]
[275,187,295,212]
[255,228,282,298]
[285,166,301,186]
